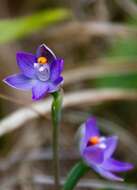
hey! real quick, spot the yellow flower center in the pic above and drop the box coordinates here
[88,136,100,145]
[37,56,48,64]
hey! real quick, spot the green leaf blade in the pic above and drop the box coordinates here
[63,161,89,190]
[0,8,71,44]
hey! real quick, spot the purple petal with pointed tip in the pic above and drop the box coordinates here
[50,59,64,82]
[36,44,56,63]
[80,118,99,153]
[54,76,64,85]
[83,146,104,164]
[86,117,99,138]
[104,136,118,159]
[32,81,49,100]
[48,83,58,93]
[3,74,34,90]
[102,158,133,172]
[95,167,124,181]
[48,76,63,93]
[16,52,36,78]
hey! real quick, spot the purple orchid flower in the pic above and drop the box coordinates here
[3,44,64,100]
[80,117,133,181]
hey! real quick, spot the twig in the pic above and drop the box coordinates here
[64,58,137,85]
[0,148,79,172]
[0,93,48,120]
[115,0,137,17]
[33,174,137,190]
[0,89,137,136]
[46,21,137,42]
[1,174,137,190]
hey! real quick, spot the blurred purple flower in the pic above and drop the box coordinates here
[3,44,64,100]
[80,117,133,181]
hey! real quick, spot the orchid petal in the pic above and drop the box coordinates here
[36,44,56,63]
[54,76,64,86]
[32,81,49,100]
[81,117,99,150]
[102,158,133,172]
[104,136,118,159]
[3,74,34,90]
[16,52,36,78]
[50,59,64,82]
[48,82,58,93]
[85,117,99,138]
[83,146,104,164]
[95,167,124,181]
[80,118,99,152]
[48,77,63,93]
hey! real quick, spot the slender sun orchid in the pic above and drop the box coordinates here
[3,44,64,100]
[80,117,133,181]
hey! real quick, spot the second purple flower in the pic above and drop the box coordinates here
[80,117,133,181]
[3,44,64,100]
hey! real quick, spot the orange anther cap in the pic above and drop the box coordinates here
[37,56,48,64]
[89,136,100,145]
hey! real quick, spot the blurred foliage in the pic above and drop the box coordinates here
[96,37,137,89]
[107,38,137,59]
[95,73,137,89]
[0,8,71,44]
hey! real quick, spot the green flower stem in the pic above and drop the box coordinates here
[63,160,90,190]
[51,90,63,190]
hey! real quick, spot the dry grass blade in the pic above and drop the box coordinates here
[1,174,136,190]
[0,89,137,137]
[115,0,137,17]
[47,21,137,41]
[0,93,48,120]
[64,59,137,85]
[33,174,137,190]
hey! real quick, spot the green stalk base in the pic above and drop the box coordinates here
[63,160,90,190]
